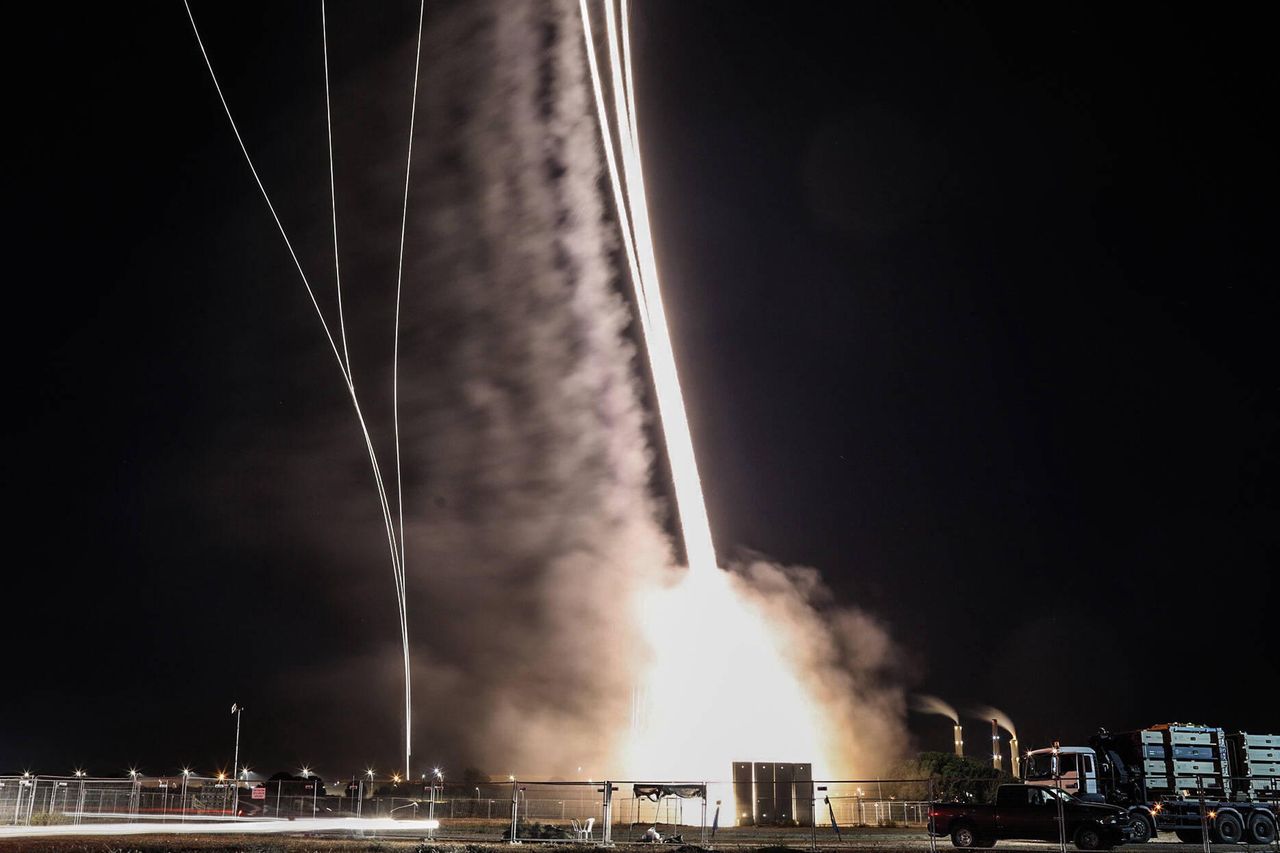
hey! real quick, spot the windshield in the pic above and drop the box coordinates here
[1024,753,1056,781]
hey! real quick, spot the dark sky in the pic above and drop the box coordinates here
[5,1,1276,778]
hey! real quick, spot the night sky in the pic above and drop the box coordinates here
[5,2,1276,778]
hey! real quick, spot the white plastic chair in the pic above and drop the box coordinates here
[577,817,595,841]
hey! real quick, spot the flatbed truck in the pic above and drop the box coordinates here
[1023,723,1278,844]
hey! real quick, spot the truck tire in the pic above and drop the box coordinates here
[1173,829,1202,844]
[950,824,978,848]
[1127,811,1152,844]
[1212,812,1243,844]
[1247,812,1276,845]
[1074,824,1104,851]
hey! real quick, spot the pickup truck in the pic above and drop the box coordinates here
[930,783,1134,850]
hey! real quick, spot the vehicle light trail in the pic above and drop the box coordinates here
[580,0,718,577]
[0,818,433,839]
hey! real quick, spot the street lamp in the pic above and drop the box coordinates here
[128,769,141,819]
[181,768,191,823]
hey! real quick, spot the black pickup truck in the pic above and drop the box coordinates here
[930,783,1134,850]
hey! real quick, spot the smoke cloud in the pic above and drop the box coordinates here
[217,0,906,778]
[912,694,960,724]
[972,705,1017,740]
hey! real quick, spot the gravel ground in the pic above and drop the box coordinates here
[0,835,1228,853]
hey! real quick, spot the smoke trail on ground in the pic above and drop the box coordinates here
[220,0,906,777]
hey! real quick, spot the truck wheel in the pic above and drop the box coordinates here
[1173,829,1202,844]
[1247,812,1276,844]
[950,825,977,848]
[1212,812,1243,844]
[1127,811,1152,844]
[1074,825,1104,851]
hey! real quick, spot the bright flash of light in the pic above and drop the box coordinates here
[624,568,827,779]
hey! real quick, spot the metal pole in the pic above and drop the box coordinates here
[1054,743,1067,853]
[603,782,614,846]
[1198,777,1210,853]
[231,705,242,818]
[810,789,817,853]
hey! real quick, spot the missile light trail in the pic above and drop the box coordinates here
[183,0,424,779]
[581,0,718,578]
[581,0,837,779]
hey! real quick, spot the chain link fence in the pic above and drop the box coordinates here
[7,770,1278,849]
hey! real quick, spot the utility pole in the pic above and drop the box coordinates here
[230,703,243,818]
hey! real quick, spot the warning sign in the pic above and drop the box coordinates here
[251,786,266,800]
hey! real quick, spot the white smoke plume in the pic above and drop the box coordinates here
[972,705,1017,740]
[912,694,960,723]
[214,0,907,779]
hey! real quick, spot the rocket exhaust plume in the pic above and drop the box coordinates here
[197,0,908,777]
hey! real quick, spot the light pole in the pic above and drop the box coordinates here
[180,769,191,823]
[429,768,442,823]
[73,769,86,825]
[300,767,320,818]
[230,703,243,818]
[128,769,140,819]
[360,768,374,820]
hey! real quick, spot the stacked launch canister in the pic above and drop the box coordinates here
[1227,732,1280,798]
[1122,723,1231,794]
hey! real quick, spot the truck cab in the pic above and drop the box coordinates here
[1025,747,1102,799]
